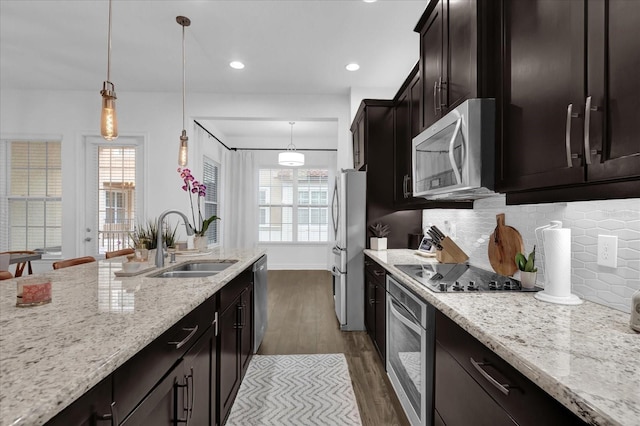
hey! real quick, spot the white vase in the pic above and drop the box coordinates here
[194,236,208,251]
[370,237,387,251]
[519,271,537,289]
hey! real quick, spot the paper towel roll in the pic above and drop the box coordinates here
[543,227,572,297]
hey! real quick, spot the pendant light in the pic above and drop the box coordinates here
[278,122,305,166]
[100,0,118,141]
[177,16,191,167]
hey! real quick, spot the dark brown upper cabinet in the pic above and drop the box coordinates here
[415,0,495,131]
[497,0,640,203]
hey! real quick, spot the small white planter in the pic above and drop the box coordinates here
[370,237,387,251]
[519,271,537,289]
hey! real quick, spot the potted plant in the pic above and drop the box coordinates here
[515,245,538,288]
[369,222,390,251]
[130,219,178,261]
[178,168,220,250]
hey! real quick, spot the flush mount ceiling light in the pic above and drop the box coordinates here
[278,122,304,167]
[99,0,118,141]
[363,0,378,3]
[230,61,245,69]
[177,16,191,167]
[345,63,360,71]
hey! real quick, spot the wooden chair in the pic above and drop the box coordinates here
[0,271,13,280]
[0,250,36,277]
[52,256,96,270]
[105,248,135,259]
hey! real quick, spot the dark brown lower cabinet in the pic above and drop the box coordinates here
[45,261,261,426]
[45,376,114,426]
[435,310,586,426]
[219,271,254,425]
[364,256,386,364]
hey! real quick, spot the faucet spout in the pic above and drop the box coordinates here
[155,209,195,267]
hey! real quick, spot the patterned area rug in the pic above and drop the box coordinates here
[226,354,362,426]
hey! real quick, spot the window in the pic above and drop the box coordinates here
[97,146,136,253]
[203,157,220,246]
[259,168,329,242]
[4,141,62,254]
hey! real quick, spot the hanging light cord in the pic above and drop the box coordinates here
[106,0,112,84]
[288,122,296,150]
[181,22,186,131]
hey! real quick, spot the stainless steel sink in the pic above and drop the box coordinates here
[149,260,238,278]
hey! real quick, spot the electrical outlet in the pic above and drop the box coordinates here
[597,235,618,268]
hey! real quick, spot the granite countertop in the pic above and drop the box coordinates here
[364,249,639,426]
[0,247,265,426]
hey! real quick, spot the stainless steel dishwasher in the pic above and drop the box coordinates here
[253,255,268,353]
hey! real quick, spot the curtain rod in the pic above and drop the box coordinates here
[194,119,337,152]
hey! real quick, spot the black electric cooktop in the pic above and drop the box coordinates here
[394,264,542,293]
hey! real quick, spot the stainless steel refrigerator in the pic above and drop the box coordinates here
[330,169,366,331]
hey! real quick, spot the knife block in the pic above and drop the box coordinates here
[436,237,469,264]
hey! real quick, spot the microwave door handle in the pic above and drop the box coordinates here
[448,117,463,185]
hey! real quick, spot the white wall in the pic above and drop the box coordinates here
[422,196,640,313]
[0,89,351,269]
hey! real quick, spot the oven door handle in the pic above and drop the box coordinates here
[388,297,422,334]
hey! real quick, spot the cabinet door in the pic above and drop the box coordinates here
[421,0,444,130]
[498,0,585,192]
[239,286,254,378]
[45,377,113,426]
[364,271,376,337]
[445,0,476,110]
[353,115,366,171]
[120,359,185,426]
[435,343,517,426]
[183,325,216,426]
[374,282,386,364]
[218,300,240,425]
[585,0,640,182]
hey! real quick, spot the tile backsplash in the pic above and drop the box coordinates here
[422,196,640,313]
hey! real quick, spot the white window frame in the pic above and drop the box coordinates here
[258,168,329,243]
[1,138,62,256]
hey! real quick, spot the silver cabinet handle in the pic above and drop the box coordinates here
[584,96,592,165]
[470,357,512,396]
[439,79,447,109]
[433,80,438,114]
[565,104,574,167]
[168,326,199,350]
[96,401,118,425]
[212,311,219,336]
[373,270,385,277]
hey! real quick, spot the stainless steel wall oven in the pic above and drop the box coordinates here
[386,275,435,426]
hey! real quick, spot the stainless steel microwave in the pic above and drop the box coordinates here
[412,98,496,200]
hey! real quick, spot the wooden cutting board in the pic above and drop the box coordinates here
[488,213,524,276]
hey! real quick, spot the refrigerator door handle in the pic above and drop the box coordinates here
[331,178,339,240]
[332,245,345,256]
[331,266,343,277]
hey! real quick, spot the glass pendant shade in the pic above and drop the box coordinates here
[178,130,188,167]
[278,151,305,166]
[100,82,118,141]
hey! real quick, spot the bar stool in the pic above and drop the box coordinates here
[105,248,135,259]
[0,250,36,277]
[52,256,96,270]
[0,253,13,280]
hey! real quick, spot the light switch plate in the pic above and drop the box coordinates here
[597,235,618,268]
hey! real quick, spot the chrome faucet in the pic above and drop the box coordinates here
[155,209,194,267]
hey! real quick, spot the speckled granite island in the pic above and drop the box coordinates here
[0,247,265,426]
[365,249,639,426]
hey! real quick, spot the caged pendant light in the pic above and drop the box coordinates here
[100,0,118,141]
[177,16,191,167]
[278,122,305,166]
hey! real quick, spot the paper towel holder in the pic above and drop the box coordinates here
[534,220,583,305]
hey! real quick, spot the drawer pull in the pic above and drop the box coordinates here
[96,401,118,425]
[470,357,511,396]
[373,270,385,277]
[168,326,199,350]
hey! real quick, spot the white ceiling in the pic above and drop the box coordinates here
[1,0,426,146]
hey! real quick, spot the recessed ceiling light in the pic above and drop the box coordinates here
[230,61,245,70]
[346,63,360,71]
[363,0,377,3]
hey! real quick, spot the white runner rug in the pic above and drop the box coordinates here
[226,354,363,426]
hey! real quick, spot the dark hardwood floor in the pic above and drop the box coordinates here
[258,270,410,426]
